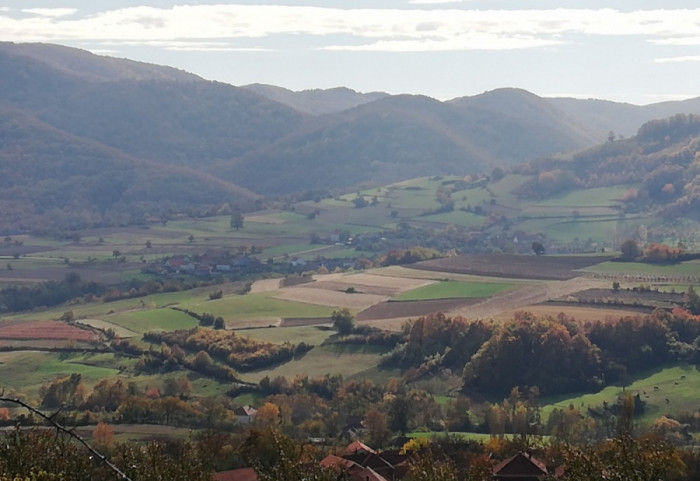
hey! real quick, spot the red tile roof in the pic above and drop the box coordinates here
[344,440,377,455]
[212,467,257,481]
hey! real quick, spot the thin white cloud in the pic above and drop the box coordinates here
[22,8,77,18]
[2,5,700,53]
[102,39,272,52]
[651,37,700,46]
[654,55,700,63]
[409,0,465,4]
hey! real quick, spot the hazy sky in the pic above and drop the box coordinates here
[3,1,700,104]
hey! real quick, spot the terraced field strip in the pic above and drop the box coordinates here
[490,304,649,322]
[77,319,138,338]
[240,343,391,383]
[313,272,436,293]
[393,280,516,301]
[369,265,535,284]
[445,277,610,320]
[274,287,387,310]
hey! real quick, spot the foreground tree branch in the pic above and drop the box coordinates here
[0,395,133,481]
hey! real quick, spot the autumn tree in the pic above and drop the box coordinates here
[256,402,281,428]
[364,408,390,448]
[92,422,115,452]
[40,373,86,408]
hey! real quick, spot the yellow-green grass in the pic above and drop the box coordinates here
[179,292,337,324]
[240,325,333,345]
[408,431,494,442]
[103,308,199,335]
[3,288,211,323]
[582,260,700,277]
[517,217,625,244]
[240,344,391,383]
[417,211,485,228]
[534,186,632,208]
[542,365,700,426]
[488,175,534,205]
[262,242,317,258]
[0,257,67,271]
[394,280,515,301]
[0,351,123,401]
[125,371,231,398]
[369,266,537,285]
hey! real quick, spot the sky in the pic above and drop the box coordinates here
[2,1,700,104]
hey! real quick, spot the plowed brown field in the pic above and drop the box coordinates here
[0,321,97,341]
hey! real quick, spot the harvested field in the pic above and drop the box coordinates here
[564,288,685,304]
[357,298,480,321]
[302,281,399,297]
[280,317,331,327]
[491,305,650,322]
[444,277,609,320]
[245,214,286,224]
[314,272,435,293]
[249,278,282,293]
[356,317,412,331]
[370,265,534,284]
[414,254,611,280]
[273,287,387,309]
[0,321,97,341]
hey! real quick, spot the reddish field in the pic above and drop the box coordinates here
[0,321,97,341]
[414,254,611,280]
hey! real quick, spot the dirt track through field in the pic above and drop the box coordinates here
[444,277,609,320]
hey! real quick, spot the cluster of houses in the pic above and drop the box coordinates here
[161,251,358,278]
[164,254,262,277]
[213,437,562,481]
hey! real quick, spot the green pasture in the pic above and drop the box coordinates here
[240,325,333,346]
[3,288,208,323]
[418,210,485,228]
[408,431,494,442]
[104,308,198,335]
[488,175,534,205]
[240,343,391,383]
[535,186,631,208]
[394,280,515,301]
[582,260,700,277]
[0,351,123,401]
[542,365,700,425]
[179,292,337,323]
[0,256,67,271]
[262,242,317,258]
[516,217,621,244]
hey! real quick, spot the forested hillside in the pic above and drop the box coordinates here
[3,42,700,232]
[515,114,700,219]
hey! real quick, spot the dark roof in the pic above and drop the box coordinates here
[493,452,548,477]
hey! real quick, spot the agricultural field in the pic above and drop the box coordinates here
[0,173,697,431]
[394,280,516,301]
[414,254,611,280]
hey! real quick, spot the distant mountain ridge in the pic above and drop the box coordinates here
[241,83,388,115]
[2,42,700,231]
